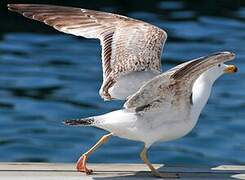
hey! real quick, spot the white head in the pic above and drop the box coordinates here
[191,63,237,123]
[199,63,238,84]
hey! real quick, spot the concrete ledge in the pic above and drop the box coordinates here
[0,163,245,179]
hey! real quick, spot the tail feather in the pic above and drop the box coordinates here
[63,117,95,126]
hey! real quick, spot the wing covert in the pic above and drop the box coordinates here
[8,4,167,100]
[124,51,235,111]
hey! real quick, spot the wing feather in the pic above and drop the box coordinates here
[171,52,235,80]
[124,52,235,111]
[8,4,167,100]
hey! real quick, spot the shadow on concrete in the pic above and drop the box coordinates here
[92,164,241,179]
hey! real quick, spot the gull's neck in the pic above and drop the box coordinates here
[191,71,215,124]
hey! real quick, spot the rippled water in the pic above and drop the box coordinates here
[0,1,245,165]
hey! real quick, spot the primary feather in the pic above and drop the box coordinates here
[8,4,167,100]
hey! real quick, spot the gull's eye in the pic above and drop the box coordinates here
[218,64,221,67]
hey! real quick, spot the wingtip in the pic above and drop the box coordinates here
[63,120,75,125]
[7,4,14,10]
[204,51,236,62]
[7,4,14,7]
[7,4,21,8]
[63,117,95,126]
[7,4,24,11]
[218,51,236,61]
[7,4,38,11]
[221,51,235,58]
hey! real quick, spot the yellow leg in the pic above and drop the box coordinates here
[77,133,113,174]
[140,146,162,177]
[140,145,180,178]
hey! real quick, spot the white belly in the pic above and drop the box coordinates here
[133,111,194,146]
[96,109,195,147]
[108,71,159,100]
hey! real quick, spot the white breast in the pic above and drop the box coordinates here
[191,72,213,128]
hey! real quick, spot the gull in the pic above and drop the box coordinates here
[7,4,238,178]
[8,4,167,101]
[63,52,237,177]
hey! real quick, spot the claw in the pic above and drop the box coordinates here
[76,154,93,175]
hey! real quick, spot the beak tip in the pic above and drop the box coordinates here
[224,65,238,73]
[234,66,238,72]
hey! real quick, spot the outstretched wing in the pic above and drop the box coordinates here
[8,4,167,100]
[124,52,235,111]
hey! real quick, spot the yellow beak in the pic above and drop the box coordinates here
[224,65,238,73]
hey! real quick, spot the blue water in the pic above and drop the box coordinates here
[0,1,245,165]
